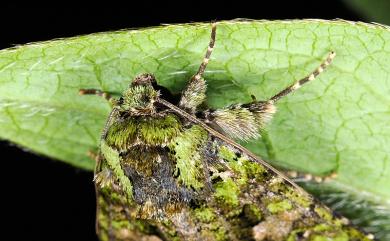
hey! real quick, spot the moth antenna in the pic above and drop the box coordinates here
[270,51,336,103]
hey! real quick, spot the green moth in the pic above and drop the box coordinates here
[80,23,374,241]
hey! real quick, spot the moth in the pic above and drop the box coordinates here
[80,23,374,241]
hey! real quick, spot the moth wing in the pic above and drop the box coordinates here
[204,130,309,196]
[94,154,161,241]
[202,134,371,241]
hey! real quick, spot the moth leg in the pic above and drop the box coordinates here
[79,88,118,106]
[199,101,276,141]
[179,22,217,113]
[286,170,338,183]
[270,51,336,102]
[198,52,336,141]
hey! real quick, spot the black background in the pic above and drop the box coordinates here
[1,2,364,241]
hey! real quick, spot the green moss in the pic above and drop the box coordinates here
[309,232,349,241]
[267,200,293,214]
[312,223,332,232]
[240,157,265,178]
[219,146,266,186]
[194,207,216,223]
[314,206,333,222]
[199,226,229,241]
[243,204,262,223]
[214,226,229,241]
[206,222,228,241]
[214,178,240,207]
[226,207,244,219]
[268,177,291,194]
[226,160,249,185]
[219,146,237,162]
[284,187,311,208]
[286,230,303,241]
[344,227,373,240]
[170,125,208,190]
[288,225,364,241]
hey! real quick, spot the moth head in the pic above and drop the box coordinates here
[120,73,159,113]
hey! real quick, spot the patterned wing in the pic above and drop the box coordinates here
[94,153,162,241]
[127,99,374,241]
[197,134,373,241]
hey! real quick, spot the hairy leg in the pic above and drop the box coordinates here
[179,23,217,113]
[199,52,336,141]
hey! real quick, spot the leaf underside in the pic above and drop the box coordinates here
[0,20,389,239]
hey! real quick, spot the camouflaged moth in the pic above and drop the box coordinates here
[80,23,374,241]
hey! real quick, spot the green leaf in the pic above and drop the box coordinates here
[1,20,389,239]
[343,0,390,25]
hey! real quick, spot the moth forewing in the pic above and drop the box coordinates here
[79,23,374,241]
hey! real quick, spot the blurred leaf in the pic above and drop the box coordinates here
[344,0,390,25]
[0,20,389,239]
